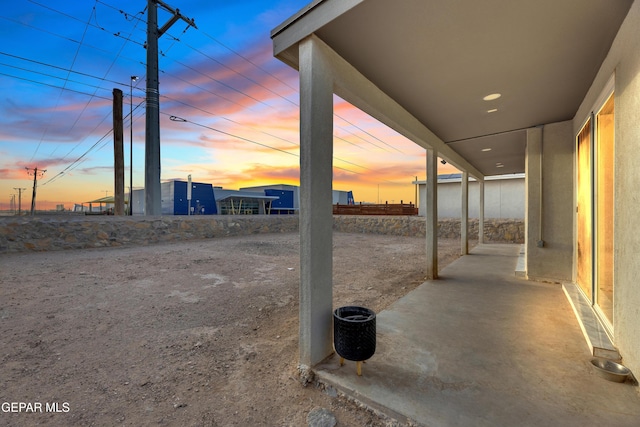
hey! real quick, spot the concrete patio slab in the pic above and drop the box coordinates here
[316,244,640,426]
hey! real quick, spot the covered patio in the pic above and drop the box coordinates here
[271,0,640,423]
[316,244,640,426]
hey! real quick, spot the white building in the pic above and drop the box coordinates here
[415,173,524,219]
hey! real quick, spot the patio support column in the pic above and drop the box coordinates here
[461,171,469,255]
[298,36,334,368]
[525,127,543,275]
[478,181,485,244]
[425,148,438,279]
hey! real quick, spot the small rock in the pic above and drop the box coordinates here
[307,407,337,427]
[322,385,338,398]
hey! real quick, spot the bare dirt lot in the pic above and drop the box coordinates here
[0,232,474,427]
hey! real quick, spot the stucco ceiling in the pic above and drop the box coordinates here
[273,0,633,176]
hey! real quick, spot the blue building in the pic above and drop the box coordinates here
[161,180,217,215]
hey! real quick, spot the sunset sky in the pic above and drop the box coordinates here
[0,0,457,212]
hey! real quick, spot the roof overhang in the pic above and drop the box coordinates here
[272,0,633,177]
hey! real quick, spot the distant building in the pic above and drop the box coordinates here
[213,188,279,215]
[241,184,355,213]
[131,180,216,215]
[414,173,524,219]
[128,181,354,215]
[241,184,300,214]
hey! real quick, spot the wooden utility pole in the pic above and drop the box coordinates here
[113,88,125,215]
[13,187,26,215]
[25,167,46,215]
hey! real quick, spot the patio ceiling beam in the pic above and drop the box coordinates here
[271,0,364,67]
[302,35,485,181]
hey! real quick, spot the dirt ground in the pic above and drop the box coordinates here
[0,232,475,427]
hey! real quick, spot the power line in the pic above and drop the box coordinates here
[0,71,112,100]
[198,28,298,93]
[28,1,97,163]
[160,93,374,173]
[43,100,146,186]
[0,51,129,87]
[6,2,398,158]
[51,2,146,158]
[0,15,143,67]
[165,112,297,158]
[21,0,145,161]
[41,128,113,187]
[190,27,404,154]
[0,62,118,94]
[162,112,401,180]
[5,1,413,194]
[26,0,146,47]
[1,3,147,170]
[95,0,147,23]
[170,56,271,109]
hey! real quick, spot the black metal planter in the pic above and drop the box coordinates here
[333,306,376,376]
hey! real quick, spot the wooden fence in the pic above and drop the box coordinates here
[333,202,418,216]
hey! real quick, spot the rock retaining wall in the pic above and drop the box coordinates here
[0,215,298,253]
[333,216,524,243]
[0,215,524,253]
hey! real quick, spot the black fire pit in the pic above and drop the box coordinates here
[333,306,376,376]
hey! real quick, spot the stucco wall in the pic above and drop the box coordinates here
[525,121,574,283]
[573,0,640,379]
[0,215,524,253]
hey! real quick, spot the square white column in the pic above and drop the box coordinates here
[298,36,334,368]
[478,181,485,244]
[461,171,469,254]
[426,148,438,279]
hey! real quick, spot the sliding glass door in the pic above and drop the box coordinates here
[576,91,615,330]
[595,94,614,325]
[576,118,592,300]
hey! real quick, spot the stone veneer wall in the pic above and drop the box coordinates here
[333,216,524,243]
[0,215,298,253]
[0,215,523,253]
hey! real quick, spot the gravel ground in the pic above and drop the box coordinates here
[0,232,474,427]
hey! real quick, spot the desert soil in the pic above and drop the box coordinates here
[0,232,475,427]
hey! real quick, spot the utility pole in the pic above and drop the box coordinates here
[13,188,26,215]
[113,88,125,215]
[130,76,138,216]
[25,168,46,216]
[145,0,196,216]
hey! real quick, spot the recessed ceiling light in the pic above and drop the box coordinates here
[496,164,505,168]
[481,148,492,152]
[483,93,501,101]
[487,108,498,113]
